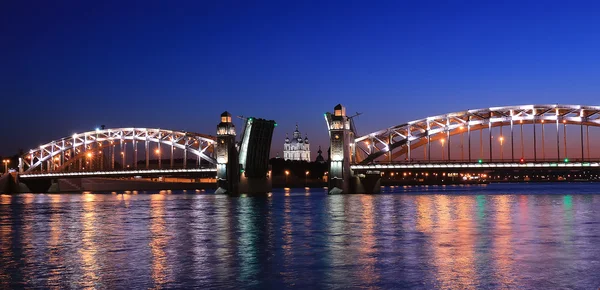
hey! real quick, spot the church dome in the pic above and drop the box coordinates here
[315,146,325,163]
[283,123,311,162]
[304,135,309,144]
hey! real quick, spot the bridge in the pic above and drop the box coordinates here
[1,112,275,195]
[326,104,600,194]
[3,103,600,195]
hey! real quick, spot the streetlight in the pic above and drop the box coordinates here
[285,170,290,184]
[305,170,309,185]
[2,159,9,174]
[499,136,504,160]
[155,148,161,168]
[86,152,93,171]
[440,138,446,160]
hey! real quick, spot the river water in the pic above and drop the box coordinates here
[1,183,599,289]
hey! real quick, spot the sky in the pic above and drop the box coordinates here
[2,0,600,159]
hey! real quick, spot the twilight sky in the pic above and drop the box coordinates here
[2,0,600,158]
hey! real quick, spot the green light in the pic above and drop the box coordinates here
[478,159,483,163]
[564,158,569,163]
[564,195,572,210]
[274,123,278,127]
[550,163,557,167]
[248,117,253,121]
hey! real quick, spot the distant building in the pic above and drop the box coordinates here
[283,124,310,161]
[315,146,325,163]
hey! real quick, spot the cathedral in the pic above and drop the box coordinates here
[283,124,311,161]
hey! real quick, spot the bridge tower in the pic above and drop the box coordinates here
[215,111,239,194]
[327,104,381,194]
[327,104,355,194]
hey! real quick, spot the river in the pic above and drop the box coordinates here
[1,183,599,289]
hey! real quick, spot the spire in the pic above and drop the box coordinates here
[293,123,301,139]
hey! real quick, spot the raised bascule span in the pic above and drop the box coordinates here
[326,104,600,194]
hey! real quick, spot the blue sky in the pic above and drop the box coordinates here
[2,0,600,158]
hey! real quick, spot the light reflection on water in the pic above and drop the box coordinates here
[0,183,600,289]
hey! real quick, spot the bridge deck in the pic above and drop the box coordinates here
[20,168,217,179]
[351,161,600,170]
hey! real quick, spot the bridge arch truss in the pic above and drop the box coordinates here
[355,104,600,165]
[21,128,217,173]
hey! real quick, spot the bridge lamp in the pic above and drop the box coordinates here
[155,149,160,154]
[499,136,504,160]
[440,138,446,160]
[87,152,93,158]
[564,158,569,163]
[3,159,9,173]
[478,159,483,163]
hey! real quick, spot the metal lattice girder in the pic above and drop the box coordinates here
[22,128,217,173]
[354,104,600,164]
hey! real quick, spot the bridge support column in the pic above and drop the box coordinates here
[327,104,379,194]
[215,112,239,194]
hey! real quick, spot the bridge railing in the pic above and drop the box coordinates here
[363,158,600,164]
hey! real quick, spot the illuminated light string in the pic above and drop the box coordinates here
[20,168,217,178]
[350,162,599,170]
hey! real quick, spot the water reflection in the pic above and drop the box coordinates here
[79,193,99,287]
[237,197,259,286]
[0,184,599,289]
[149,194,171,288]
[492,195,515,287]
[357,195,378,286]
[46,195,64,289]
[0,195,13,289]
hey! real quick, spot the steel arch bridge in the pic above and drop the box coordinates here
[354,104,600,165]
[20,128,217,173]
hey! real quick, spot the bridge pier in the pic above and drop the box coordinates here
[327,104,380,194]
